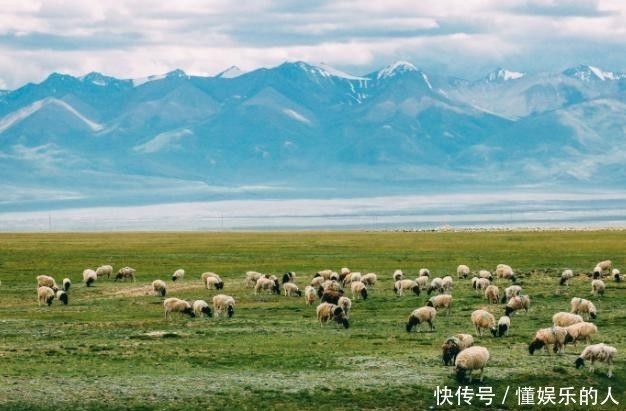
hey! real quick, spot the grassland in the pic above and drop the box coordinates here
[0,231,624,410]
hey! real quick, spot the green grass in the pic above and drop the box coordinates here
[0,231,624,410]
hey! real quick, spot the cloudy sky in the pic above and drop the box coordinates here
[0,0,625,89]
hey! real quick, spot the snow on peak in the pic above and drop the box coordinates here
[132,69,188,87]
[563,65,621,81]
[376,61,417,80]
[485,68,525,82]
[217,66,244,79]
[315,63,369,81]
[80,72,109,86]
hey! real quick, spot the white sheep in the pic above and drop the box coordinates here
[282,272,296,284]
[316,302,349,328]
[592,265,603,279]
[478,270,493,281]
[350,281,368,300]
[245,271,264,287]
[393,269,403,282]
[152,280,167,297]
[114,267,135,282]
[574,343,617,378]
[612,268,621,282]
[496,315,510,337]
[427,277,444,295]
[406,306,437,332]
[457,264,470,279]
[415,275,429,290]
[441,276,454,293]
[570,297,597,320]
[591,279,605,297]
[442,334,474,365]
[95,265,113,279]
[37,286,55,306]
[283,282,302,297]
[565,322,598,346]
[311,276,325,288]
[455,346,490,383]
[500,285,522,303]
[505,295,530,316]
[56,290,68,305]
[205,276,224,290]
[315,269,333,280]
[495,264,516,282]
[528,326,569,355]
[552,312,583,327]
[472,277,490,293]
[484,285,500,304]
[212,294,236,318]
[337,296,352,319]
[361,272,377,287]
[394,279,420,296]
[419,268,430,277]
[321,280,341,292]
[254,277,279,295]
[171,268,185,282]
[595,260,612,274]
[560,269,574,286]
[342,271,362,287]
[83,269,97,287]
[427,294,453,315]
[62,278,71,292]
[470,309,496,337]
[304,285,317,305]
[163,298,195,319]
[329,272,340,281]
[192,300,213,318]
[36,275,58,290]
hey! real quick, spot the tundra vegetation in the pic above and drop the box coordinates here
[0,231,624,410]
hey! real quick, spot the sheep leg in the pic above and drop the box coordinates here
[590,360,595,374]
[479,367,484,382]
[467,371,473,384]
[428,320,434,332]
[608,361,613,378]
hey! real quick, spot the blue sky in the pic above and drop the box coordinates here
[0,0,625,89]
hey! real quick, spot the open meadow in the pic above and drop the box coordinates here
[0,231,624,410]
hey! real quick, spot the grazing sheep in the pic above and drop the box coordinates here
[593,266,603,279]
[455,346,490,383]
[564,322,598,346]
[245,271,264,287]
[350,281,368,300]
[484,285,500,304]
[457,265,470,279]
[316,302,349,328]
[419,268,430,277]
[570,297,597,320]
[393,269,403,282]
[406,306,437,332]
[574,343,617,378]
[337,296,352,318]
[283,282,302,297]
[427,294,453,315]
[441,276,454,293]
[528,326,569,355]
[495,264,516,282]
[62,278,71,292]
[560,269,574,286]
[500,285,522,303]
[82,269,97,287]
[497,315,510,337]
[442,334,474,365]
[552,312,583,327]
[321,280,342,292]
[591,279,605,297]
[478,270,493,281]
[470,310,497,337]
[415,275,429,290]
[56,290,68,305]
[321,288,344,304]
[472,277,490,293]
[212,294,236,318]
[36,275,58,290]
[427,277,444,295]
[395,279,420,296]
[311,276,325,288]
[612,268,621,282]
[114,267,136,282]
[505,295,531,316]
[171,269,185,282]
[339,267,351,281]
[282,271,296,284]
[595,260,612,274]
[37,286,55,306]
[255,277,280,295]
[95,265,113,279]
[152,280,167,297]
[304,285,317,305]
[314,269,333,280]
[192,300,213,318]
[361,272,377,287]
[205,276,225,290]
[163,298,195,319]
[342,271,362,287]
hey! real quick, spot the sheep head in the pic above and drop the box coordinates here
[442,343,459,366]
[574,357,585,369]
[412,286,420,296]
[528,339,545,355]
[505,306,515,316]
[202,306,213,318]
[227,305,235,318]
[455,366,467,382]
[59,292,68,305]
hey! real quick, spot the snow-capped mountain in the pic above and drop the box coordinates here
[0,61,625,210]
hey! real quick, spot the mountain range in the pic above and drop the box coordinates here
[1,61,625,211]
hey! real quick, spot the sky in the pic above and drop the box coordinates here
[0,0,625,89]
